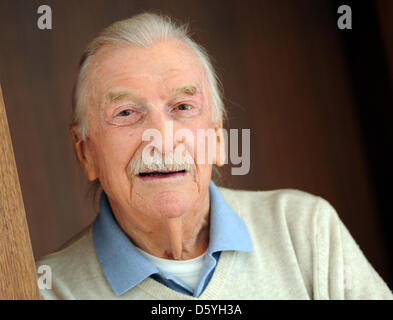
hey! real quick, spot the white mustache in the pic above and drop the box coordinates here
[127,150,196,177]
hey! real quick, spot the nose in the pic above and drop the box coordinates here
[145,108,175,155]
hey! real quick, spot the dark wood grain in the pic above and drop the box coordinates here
[0,84,40,299]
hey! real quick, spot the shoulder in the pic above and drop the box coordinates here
[217,185,331,214]
[35,224,103,299]
[36,225,94,269]
[218,185,320,206]
[216,186,342,293]
[216,185,338,233]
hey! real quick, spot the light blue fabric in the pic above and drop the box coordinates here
[93,181,253,297]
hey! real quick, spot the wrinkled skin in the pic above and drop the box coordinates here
[71,39,224,260]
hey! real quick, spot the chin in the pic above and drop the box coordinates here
[152,190,194,219]
[129,175,200,219]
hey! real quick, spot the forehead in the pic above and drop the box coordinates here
[87,39,208,97]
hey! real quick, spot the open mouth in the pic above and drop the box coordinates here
[138,169,186,178]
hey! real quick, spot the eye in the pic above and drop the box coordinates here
[177,104,192,111]
[118,109,133,117]
[106,106,143,127]
[170,103,199,118]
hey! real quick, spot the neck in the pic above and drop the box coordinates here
[109,193,210,260]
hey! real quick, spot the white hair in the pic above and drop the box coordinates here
[72,12,226,140]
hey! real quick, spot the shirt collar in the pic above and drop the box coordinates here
[207,181,253,254]
[93,181,253,296]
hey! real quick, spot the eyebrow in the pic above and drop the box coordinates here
[173,85,198,96]
[104,85,200,105]
[105,90,140,104]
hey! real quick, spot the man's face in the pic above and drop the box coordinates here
[79,39,219,221]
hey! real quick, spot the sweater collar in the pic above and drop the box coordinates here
[93,181,253,296]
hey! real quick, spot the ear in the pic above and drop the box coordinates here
[70,124,98,181]
[214,121,226,167]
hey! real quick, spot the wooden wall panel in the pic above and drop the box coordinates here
[0,85,40,299]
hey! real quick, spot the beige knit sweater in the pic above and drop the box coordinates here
[36,187,393,299]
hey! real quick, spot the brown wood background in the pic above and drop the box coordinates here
[0,85,40,299]
[0,0,392,287]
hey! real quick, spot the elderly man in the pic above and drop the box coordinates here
[37,12,392,300]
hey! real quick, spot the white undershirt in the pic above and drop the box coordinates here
[135,247,206,292]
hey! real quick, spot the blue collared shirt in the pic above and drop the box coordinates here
[93,181,253,297]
